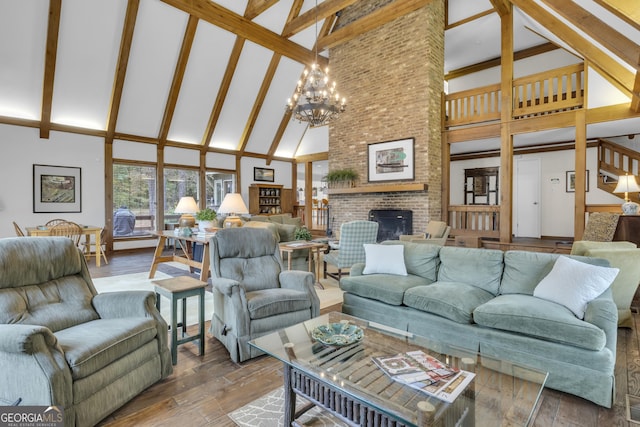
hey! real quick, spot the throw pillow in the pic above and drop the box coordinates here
[362,244,407,276]
[533,255,619,319]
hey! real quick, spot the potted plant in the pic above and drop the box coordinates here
[196,208,217,231]
[294,226,313,241]
[324,168,358,189]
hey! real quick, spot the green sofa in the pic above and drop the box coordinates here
[0,237,173,426]
[340,242,618,407]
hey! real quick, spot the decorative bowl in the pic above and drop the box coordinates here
[311,322,364,346]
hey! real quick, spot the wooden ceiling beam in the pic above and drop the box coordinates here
[244,0,279,20]
[200,37,245,146]
[541,0,640,73]
[593,0,640,31]
[161,0,326,67]
[489,0,510,18]
[158,14,198,147]
[445,42,558,80]
[242,0,303,156]
[511,0,637,99]
[238,53,281,153]
[106,0,139,143]
[40,0,61,139]
[446,8,493,30]
[318,0,435,50]
[281,0,358,38]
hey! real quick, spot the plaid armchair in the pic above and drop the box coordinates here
[323,220,379,282]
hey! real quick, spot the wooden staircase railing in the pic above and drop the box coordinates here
[598,139,640,203]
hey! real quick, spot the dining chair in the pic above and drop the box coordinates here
[12,221,25,237]
[48,221,84,247]
[84,228,109,265]
[45,218,68,227]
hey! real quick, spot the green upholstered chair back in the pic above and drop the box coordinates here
[0,237,99,332]
[332,220,379,268]
[210,228,283,292]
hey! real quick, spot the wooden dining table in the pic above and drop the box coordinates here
[26,225,104,267]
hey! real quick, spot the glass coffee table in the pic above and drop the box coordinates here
[250,312,547,427]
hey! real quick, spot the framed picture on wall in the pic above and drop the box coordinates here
[566,170,589,192]
[254,167,274,182]
[367,138,415,182]
[33,164,82,213]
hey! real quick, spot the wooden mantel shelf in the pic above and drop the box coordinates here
[327,183,428,195]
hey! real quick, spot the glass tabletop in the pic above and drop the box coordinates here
[250,312,547,427]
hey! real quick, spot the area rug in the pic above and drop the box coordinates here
[92,272,214,327]
[228,387,346,427]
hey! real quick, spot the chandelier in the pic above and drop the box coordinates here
[286,1,346,127]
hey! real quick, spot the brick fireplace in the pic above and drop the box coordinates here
[327,0,444,236]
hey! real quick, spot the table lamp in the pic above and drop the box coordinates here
[613,174,640,215]
[175,196,199,233]
[218,193,248,228]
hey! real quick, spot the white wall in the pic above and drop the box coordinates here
[450,147,623,238]
[239,157,292,204]
[0,123,104,238]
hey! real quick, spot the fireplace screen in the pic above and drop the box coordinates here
[368,210,413,242]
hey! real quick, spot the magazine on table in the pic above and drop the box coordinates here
[372,350,475,403]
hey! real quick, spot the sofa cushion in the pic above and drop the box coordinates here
[55,317,158,380]
[243,221,280,242]
[340,274,431,305]
[474,294,607,351]
[533,256,618,319]
[362,244,407,276]
[404,282,494,324]
[381,240,441,281]
[276,223,297,242]
[246,288,311,319]
[437,247,503,295]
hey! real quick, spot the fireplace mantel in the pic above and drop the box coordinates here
[327,183,427,195]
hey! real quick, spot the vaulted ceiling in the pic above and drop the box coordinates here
[0,0,638,160]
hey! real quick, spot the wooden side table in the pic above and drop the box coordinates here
[279,241,328,289]
[153,276,207,365]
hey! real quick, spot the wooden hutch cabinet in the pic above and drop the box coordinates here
[249,184,293,215]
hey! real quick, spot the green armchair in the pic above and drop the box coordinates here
[323,220,379,282]
[0,237,172,426]
[208,228,319,362]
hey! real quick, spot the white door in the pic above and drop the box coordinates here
[514,158,541,238]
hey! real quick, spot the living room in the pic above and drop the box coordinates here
[1,0,640,426]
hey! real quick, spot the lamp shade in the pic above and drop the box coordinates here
[218,193,248,215]
[174,196,198,214]
[613,174,640,215]
[174,196,199,230]
[613,175,640,194]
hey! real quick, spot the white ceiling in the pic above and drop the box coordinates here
[0,0,638,158]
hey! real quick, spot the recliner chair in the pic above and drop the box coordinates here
[0,237,172,426]
[399,220,451,246]
[208,227,319,363]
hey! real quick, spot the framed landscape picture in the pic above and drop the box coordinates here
[254,167,274,182]
[368,138,415,182]
[566,170,589,192]
[33,164,81,213]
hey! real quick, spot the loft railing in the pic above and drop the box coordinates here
[448,205,500,238]
[513,64,584,118]
[444,64,585,128]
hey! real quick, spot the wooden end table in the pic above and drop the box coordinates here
[279,241,328,289]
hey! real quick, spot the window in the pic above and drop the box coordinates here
[164,167,199,225]
[112,164,156,238]
[205,171,235,211]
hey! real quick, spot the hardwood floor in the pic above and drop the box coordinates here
[90,247,637,426]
